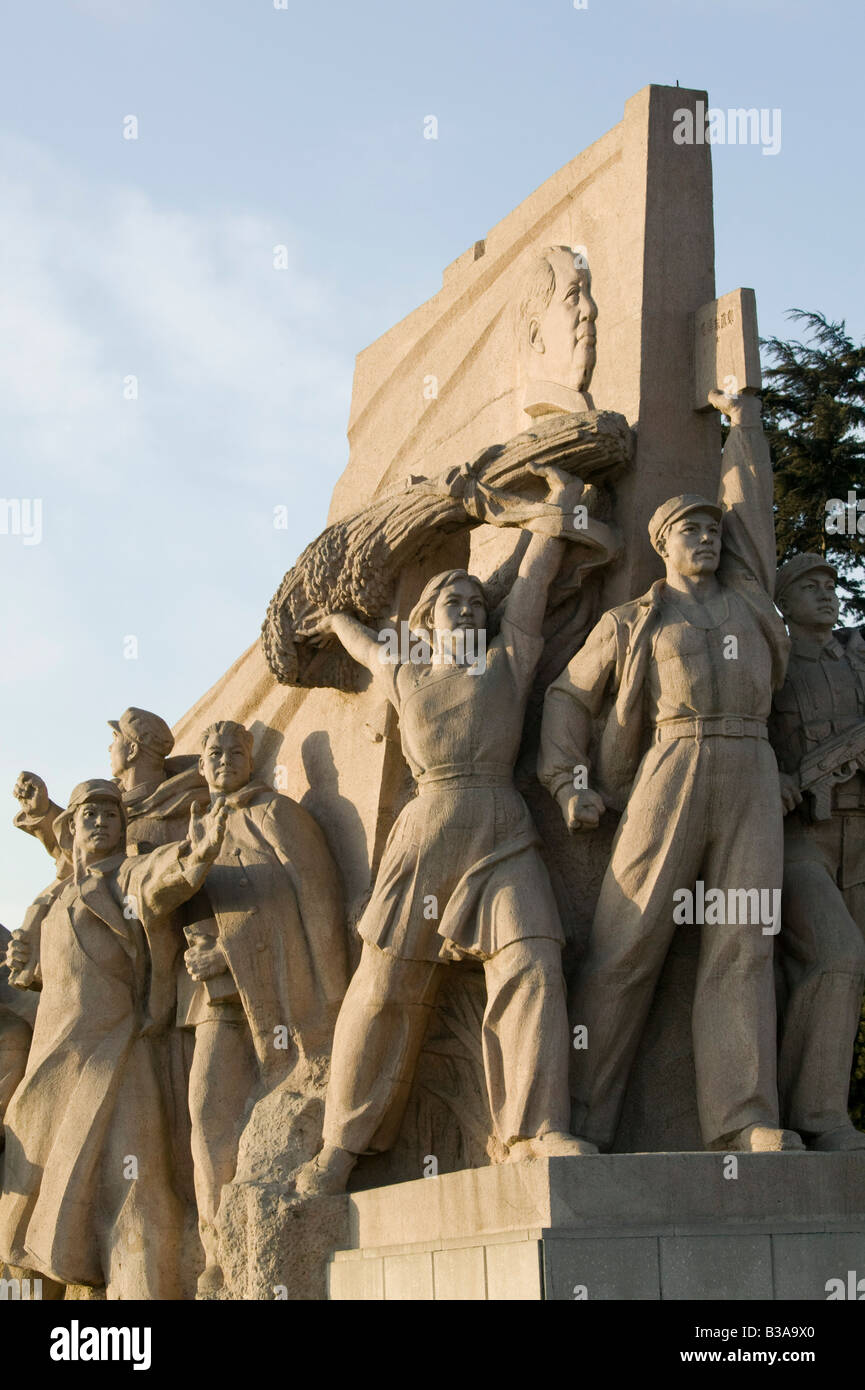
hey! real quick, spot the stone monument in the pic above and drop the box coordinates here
[3,83,865,1301]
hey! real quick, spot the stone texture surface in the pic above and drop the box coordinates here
[543,1235,661,1301]
[215,1084,333,1299]
[328,1253,384,1301]
[772,1232,865,1301]
[432,1244,486,1300]
[659,1235,774,1301]
[382,1251,435,1301]
[485,1240,544,1301]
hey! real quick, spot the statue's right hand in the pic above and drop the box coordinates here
[187,800,227,865]
[6,931,32,972]
[563,788,606,833]
[13,771,49,816]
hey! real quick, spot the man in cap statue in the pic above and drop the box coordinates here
[769,554,865,1150]
[0,779,226,1299]
[539,388,802,1154]
[12,706,207,871]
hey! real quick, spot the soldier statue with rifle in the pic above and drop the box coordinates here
[770,553,865,1151]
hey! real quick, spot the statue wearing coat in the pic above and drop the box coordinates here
[180,720,347,1294]
[0,780,226,1299]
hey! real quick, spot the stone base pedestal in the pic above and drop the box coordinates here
[327,1153,865,1301]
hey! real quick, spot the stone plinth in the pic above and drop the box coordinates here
[327,1154,865,1301]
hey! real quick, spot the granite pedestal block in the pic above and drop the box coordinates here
[327,1153,865,1301]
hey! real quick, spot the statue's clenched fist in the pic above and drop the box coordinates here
[561,787,607,833]
[5,929,35,988]
[13,771,49,817]
[5,931,30,973]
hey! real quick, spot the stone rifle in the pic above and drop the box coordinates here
[798,718,865,821]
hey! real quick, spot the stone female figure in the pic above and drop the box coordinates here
[297,473,594,1195]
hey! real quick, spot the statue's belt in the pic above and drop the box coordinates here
[416,763,514,789]
[653,716,768,741]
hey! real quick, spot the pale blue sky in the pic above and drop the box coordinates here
[2,0,863,924]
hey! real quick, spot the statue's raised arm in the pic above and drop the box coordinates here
[710,388,777,596]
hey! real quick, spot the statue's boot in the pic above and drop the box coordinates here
[295,1144,358,1197]
[808,1124,865,1152]
[196,1222,225,1298]
[506,1131,599,1162]
[196,1264,224,1297]
[722,1124,806,1153]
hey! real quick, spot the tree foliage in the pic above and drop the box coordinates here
[761,309,865,620]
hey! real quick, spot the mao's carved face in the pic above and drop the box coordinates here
[431,578,487,641]
[527,253,597,394]
[661,510,722,578]
[74,798,124,859]
[782,571,839,629]
[200,735,252,795]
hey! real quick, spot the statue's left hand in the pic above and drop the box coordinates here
[184,941,228,981]
[521,463,587,540]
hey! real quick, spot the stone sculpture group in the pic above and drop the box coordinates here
[2,244,864,1301]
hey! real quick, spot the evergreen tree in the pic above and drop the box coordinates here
[761,309,865,620]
